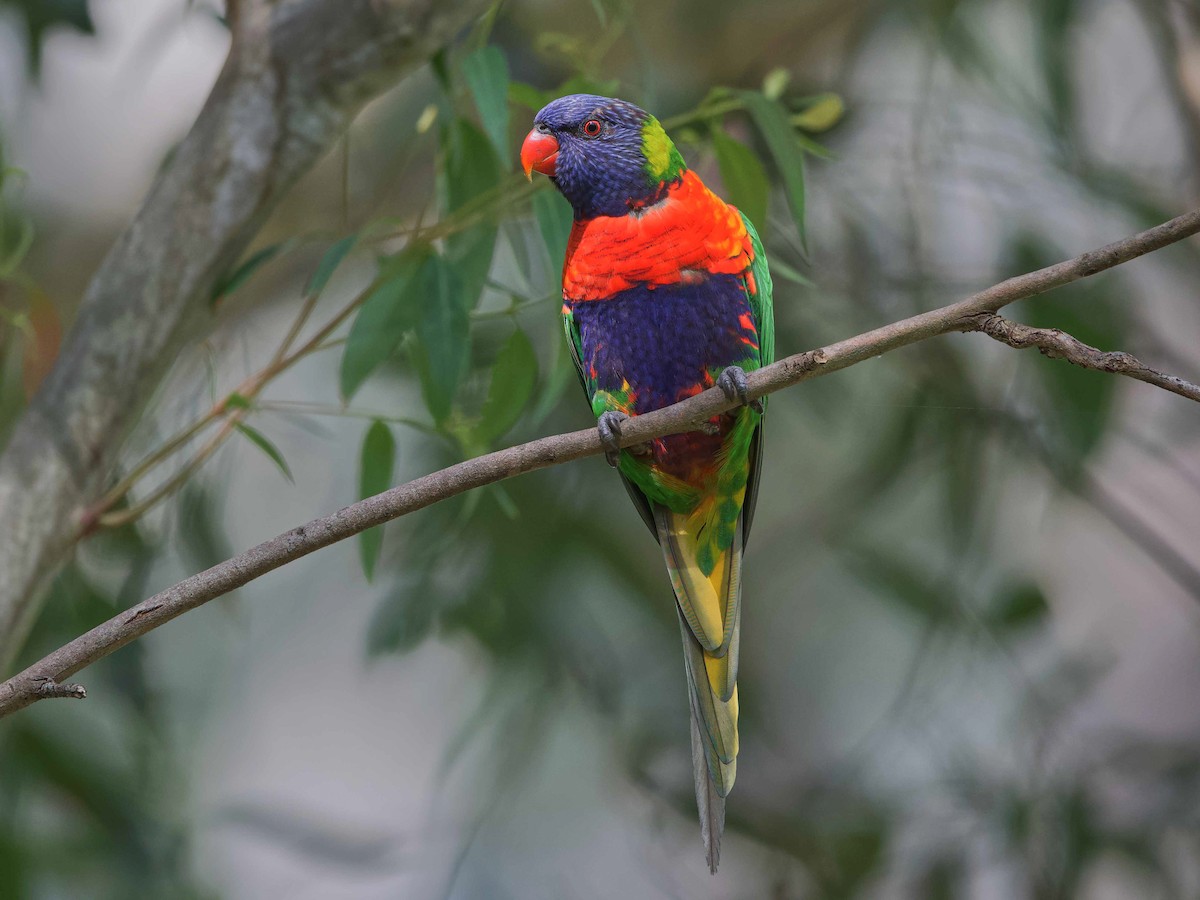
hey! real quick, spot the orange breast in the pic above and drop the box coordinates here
[562,170,753,302]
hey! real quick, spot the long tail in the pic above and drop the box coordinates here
[656,504,743,874]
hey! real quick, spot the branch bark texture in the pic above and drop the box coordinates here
[0,209,1197,719]
[0,0,490,669]
[970,313,1200,403]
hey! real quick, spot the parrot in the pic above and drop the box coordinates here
[521,94,774,873]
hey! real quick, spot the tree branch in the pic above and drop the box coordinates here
[0,0,491,670]
[967,312,1200,403]
[0,209,1197,720]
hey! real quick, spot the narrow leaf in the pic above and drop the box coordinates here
[740,91,807,247]
[711,128,770,237]
[212,240,295,303]
[307,234,358,297]
[235,423,293,483]
[367,590,436,656]
[0,215,33,276]
[340,249,426,400]
[358,419,396,581]
[768,256,814,287]
[989,583,1050,630]
[850,544,953,622]
[533,188,572,277]
[530,337,574,425]
[462,46,511,167]
[508,82,549,112]
[475,329,538,444]
[442,120,501,309]
[415,255,469,423]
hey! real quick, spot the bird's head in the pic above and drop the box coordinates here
[521,94,687,219]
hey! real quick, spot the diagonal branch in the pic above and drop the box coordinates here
[967,312,1200,404]
[0,209,1198,719]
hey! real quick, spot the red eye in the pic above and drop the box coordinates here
[582,119,602,137]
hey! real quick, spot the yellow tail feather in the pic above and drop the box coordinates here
[661,503,745,870]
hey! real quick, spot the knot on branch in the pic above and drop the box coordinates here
[783,349,828,378]
[969,313,1121,368]
[34,678,87,700]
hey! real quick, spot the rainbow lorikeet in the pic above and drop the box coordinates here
[521,94,773,873]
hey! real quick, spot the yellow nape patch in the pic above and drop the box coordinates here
[641,117,676,180]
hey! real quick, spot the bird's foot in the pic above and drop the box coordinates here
[717,366,764,413]
[597,410,629,468]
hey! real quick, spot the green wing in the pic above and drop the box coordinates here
[738,212,773,543]
[740,212,774,368]
[562,302,589,398]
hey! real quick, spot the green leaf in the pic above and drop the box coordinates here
[307,234,358,297]
[0,215,33,277]
[358,419,396,581]
[340,249,427,400]
[768,256,814,287]
[475,329,538,444]
[1037,0,1079,131]
[989,583,1050,631]
[462,46,511,167]
[508,82,549,111]
[414,254,469,423]
[532,188,572,277]
[530,334,575,425]
[367,589,437,655]
[211,240,294,304]
[234,423,293,483]
[442,119,501,309]
[740,91,807,247]
[177,484,233,574]
[711,127,770,236]
[850,544,953,622]
[491,483,520,520]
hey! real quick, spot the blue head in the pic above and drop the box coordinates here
[521,94,687,219]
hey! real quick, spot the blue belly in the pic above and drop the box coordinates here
[571,274,757,413]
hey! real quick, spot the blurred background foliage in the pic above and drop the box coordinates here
[2,0,1200,897]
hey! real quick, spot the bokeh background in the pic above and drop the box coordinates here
[3,0,1200,897]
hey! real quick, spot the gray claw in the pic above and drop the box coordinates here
[717,365,763,414]
[597,410,628,467]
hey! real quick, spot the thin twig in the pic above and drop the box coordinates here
[1,208,1198,719]
[967,313,1200,404]
[89,276,380,527]
[97,411,248,529]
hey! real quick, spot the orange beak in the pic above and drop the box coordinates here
[521,129,559,180]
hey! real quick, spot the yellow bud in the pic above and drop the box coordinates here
[762,68,790,100]
[791,94,845,133]
[415,104,438,134]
